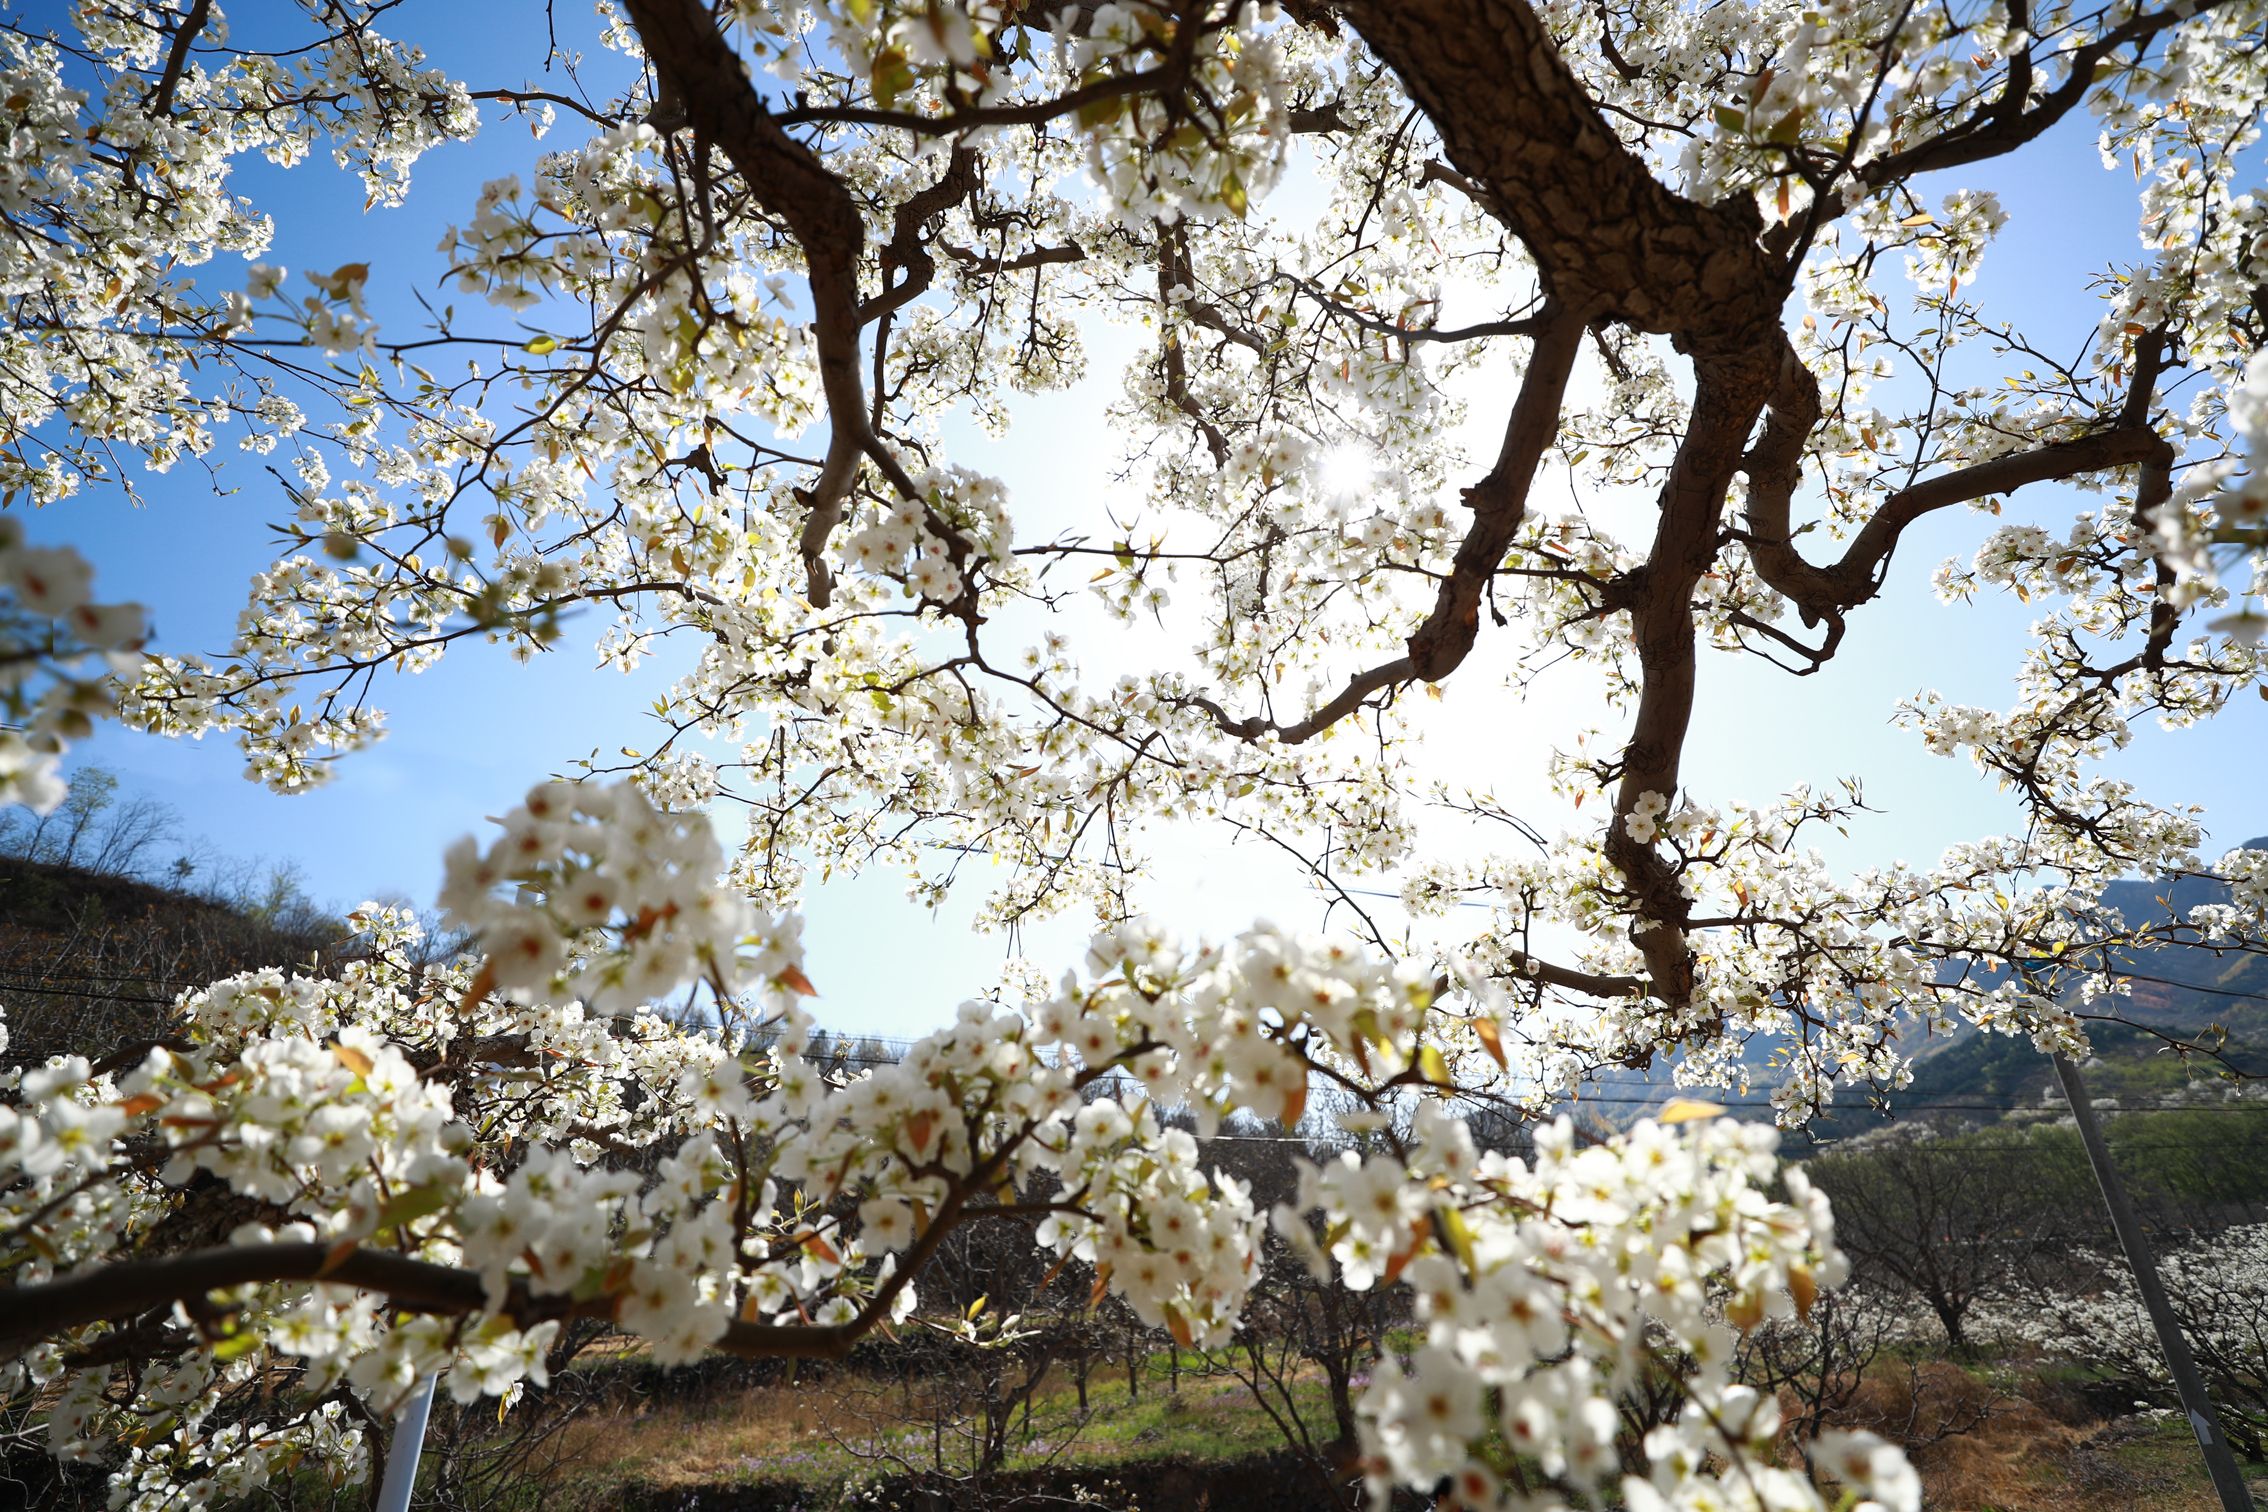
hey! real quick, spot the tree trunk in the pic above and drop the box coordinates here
[1932,1295,1967,1353]
[1325,1359,1357,1448]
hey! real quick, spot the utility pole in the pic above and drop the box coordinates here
[2050,1049,2255,1511]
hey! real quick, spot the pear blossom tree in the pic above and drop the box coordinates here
[1991,1223,2268,1459]
[2,0,2267,1507]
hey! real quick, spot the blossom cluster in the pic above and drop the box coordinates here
[839,466,1015,603]
[0,522,146,811]
[437,779,805,1014]
[1976,1223,2268,1457]
[1326,1115,1917,1510]
[1062,3,1292,224]
[0,9,474,506]
[2164,348,2268,635]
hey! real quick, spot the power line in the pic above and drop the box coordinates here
[0,980,183,1009]
[2080,965,2268,1004]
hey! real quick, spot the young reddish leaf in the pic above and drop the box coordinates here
[1473,1015,1507,1071]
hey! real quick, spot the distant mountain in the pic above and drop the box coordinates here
[1580,838,2268,1136]
[2096,836,2268,929]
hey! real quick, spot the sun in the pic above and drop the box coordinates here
[1316,442,1377,501]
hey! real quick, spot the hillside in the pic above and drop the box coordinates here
[0,853,346,1072]
[1831,840,2268,1128]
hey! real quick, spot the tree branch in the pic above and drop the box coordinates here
[148,0,212,117]
[1184,306,1588,742]
[0,1241,870,1367]
[621,0,919,607]
[1342,0,1781,342]
[1743,327,2170,621]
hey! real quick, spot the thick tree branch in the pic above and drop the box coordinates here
[148,0,212,117]
[1185,307,1588,742]
[1336,8,1804,1008]
[1496,949,1649,999]
[1342,0,1781,342]
[858,147,982,328]
[1603,351,1785,1009]
[941,240,1087,274]
[0,1242,870,1369]
[0,1241,865,1364]
[1743,330,2172,620]
[622,0,918,607]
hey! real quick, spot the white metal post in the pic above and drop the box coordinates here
[374,1374,438,1512]
[2050,1052,2255,1512]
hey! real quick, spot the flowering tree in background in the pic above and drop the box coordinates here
[2,0,2267,1506]
[1990,1223,2268,1460]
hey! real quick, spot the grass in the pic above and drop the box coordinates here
[1916,1412,2233,1511]
[512,1341,2268,1511]
[548,1348,1345,1502]
[1891,1375,2267,1511]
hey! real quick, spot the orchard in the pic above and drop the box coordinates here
[1,1,2265,1509]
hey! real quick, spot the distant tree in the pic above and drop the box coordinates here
[1212,1221,1394,1510]
[1732,1279,1997,1460]
[2008,1224,2268,1459]
[0,766,176,878]
[1807,1130,2090,1352]
[2101,1106,2268,1232]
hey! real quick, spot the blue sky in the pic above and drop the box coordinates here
[22,4,2264,1036]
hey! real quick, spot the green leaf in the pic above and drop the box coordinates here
[212,1330,264,1362]
[1714,104,1747,134]
[1076,93,1124,131]
[1219,171,1249,220]
[523,334,559,356]
[1440,1205,1478,1270]
[871,47,914,109]
[376,1183,452,1234]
